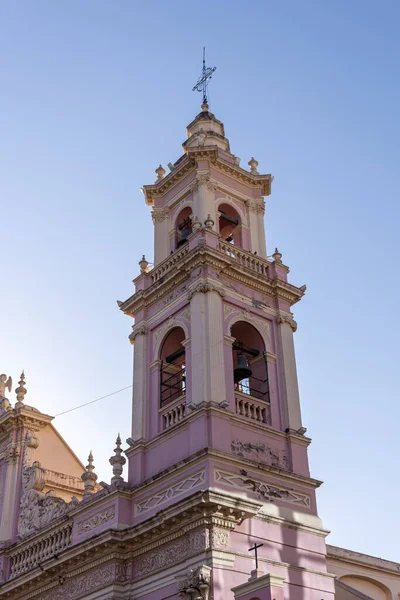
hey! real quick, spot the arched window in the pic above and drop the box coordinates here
[159,327,186,407]
[231,321,269,402]
[218,203,242,247]
[175,207,193,249]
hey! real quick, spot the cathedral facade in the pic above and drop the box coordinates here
[0,103,398,600]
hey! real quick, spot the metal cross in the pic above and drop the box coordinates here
[248,542,264,570]
[192,47,216,105]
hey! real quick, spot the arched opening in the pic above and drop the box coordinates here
[218,203,242,247]
[159,327,186,407]
[175,207,193,249]
[231,321,269,402]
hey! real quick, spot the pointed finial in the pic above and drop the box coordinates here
[109,433,126,484]
[248,157,259,175]
[155,164,166,181]
[192,216,202,231]
[15,371,27,407]
[204,214,214,229]
[272,247,282,263]
[81,450,98,497]
[139,255,149,274]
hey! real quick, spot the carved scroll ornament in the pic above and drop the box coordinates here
[18,461,79,539]
[176,565,212,600]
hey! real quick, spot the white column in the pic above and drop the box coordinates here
[0,458,19,541]
[189,286,226,406]
[257,208,267,258]
[277,317,302,430]
[193,176,217,229]
[205,290,226,404]
[247,200,267,258]
[131,328,147,442]
[189,291,207,406]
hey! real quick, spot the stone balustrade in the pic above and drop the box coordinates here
[161,398,187,430]
[9,522,72,579]
[150,246,190,284]
[219,241,271,277]
[235,392,270,425]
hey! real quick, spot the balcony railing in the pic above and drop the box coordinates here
[235,392,271,425]
[160,397,187,430]
[150,246,190,284]
[9,522,72,579]
[219,241,271,277]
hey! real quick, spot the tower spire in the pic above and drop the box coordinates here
[192,47,216,107]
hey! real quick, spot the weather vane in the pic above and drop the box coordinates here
[192,47,216,106]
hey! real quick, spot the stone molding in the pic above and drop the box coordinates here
[277,312,297,332]
[76,505,116,535]
[187,281,226,300]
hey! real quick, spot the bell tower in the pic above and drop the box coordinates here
[119,101,335,599]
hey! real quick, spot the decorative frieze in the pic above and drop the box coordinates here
[77,505,116,535]
[134,470,205,515]
[135,529,208,578]
[231,440,289,470]
[39,562,115,600]
[215,469,310,507]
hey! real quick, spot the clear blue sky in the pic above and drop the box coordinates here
[1,1,399,561]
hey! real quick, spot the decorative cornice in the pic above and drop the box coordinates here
[276,312,297,332]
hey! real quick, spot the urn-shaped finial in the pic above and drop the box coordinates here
[155,164,166,181]
[192,216,202,231]
[248,157,259,174]
[109,433,126,483]
[81,451,98,497]
[204,214,214,229]
[272,247,282,263]
[15,371,27,407]
[139,255,149,274]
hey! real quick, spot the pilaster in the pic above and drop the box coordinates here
[130,325,147,442]
[276,316,303,431]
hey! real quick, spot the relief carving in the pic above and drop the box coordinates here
[18,462,79,539]
[277,312,297,332]
[176,565,212,600]
[40,562,115,600]
[187,281,226,300]
[135,530,208,578]
[231,440,289,470]
[77,505,116,535]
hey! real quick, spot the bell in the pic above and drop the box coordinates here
[177,224,192,247]
[234,352,252,383]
